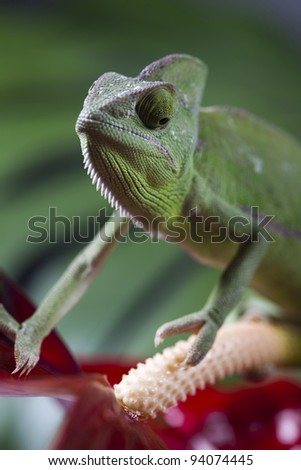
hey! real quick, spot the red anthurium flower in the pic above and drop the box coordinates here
[1,270,301,450]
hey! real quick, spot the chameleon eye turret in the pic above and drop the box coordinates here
[135,86,174,129]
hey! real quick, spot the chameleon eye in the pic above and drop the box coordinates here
[135,87,174,129]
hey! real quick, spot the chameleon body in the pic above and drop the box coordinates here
[76,54,301,364]
[2,54,301,374]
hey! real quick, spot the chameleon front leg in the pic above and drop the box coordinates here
[1,212,128,375]
[155,237,268,366]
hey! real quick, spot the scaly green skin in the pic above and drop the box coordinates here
[76,54,301,364]
[1,54,301,374]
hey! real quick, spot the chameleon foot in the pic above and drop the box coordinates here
[13,322,42,375]
[155,310,219,366]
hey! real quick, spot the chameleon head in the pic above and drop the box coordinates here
[76,54,207,224]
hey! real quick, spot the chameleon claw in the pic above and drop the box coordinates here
[155,311,219,366]
[12,323,42,376]
[13,352,40,376]
[184,318,219,366]
[155,311,206,347]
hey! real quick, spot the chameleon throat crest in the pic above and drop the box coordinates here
[82,144,133,219]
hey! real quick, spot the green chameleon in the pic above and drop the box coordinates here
[1,54,301,374]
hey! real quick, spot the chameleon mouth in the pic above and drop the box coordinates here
[82,144,133,219]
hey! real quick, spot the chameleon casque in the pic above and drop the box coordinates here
[1,54,301,374]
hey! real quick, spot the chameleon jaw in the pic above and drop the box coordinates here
[82,147,132,219]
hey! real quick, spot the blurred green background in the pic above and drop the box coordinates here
[1,0,300,449]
